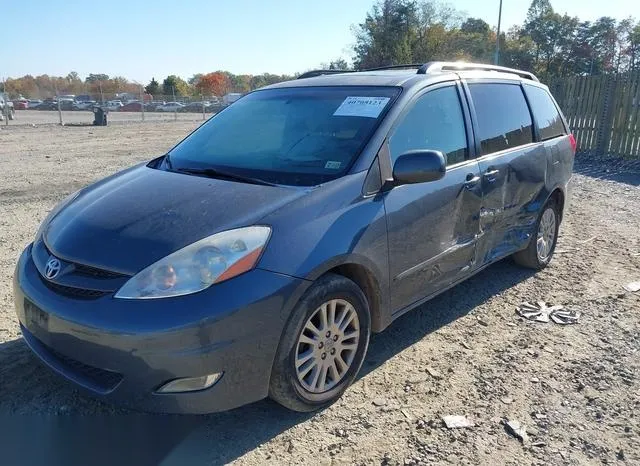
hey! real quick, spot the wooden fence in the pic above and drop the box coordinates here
[550,72,640,158]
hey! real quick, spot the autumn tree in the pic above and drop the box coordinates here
[194,72,231,97]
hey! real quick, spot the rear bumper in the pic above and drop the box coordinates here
[14,244,309,414]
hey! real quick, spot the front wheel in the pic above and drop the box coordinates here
[8,109,15,120]
[269,274,371,412]
[513,198,560,269]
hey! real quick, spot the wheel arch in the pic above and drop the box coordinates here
[305,255,389,333]
[547,185,566,221]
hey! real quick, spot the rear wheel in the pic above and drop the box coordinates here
[269,274,371,412]
[513,198,560,269]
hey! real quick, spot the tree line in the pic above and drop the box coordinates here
[353,0,640,80]
[3,70,295,100]
[3,0,639,99]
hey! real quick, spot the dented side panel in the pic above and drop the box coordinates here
[475,143,549,263]
[384,160,482,311]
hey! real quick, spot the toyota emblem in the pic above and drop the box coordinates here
[44,257,62,280]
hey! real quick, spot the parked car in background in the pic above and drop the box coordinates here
[13,62,574,414]
[180,101,212,112]
[37,99,60,111]
[144,101,166,111]
[120,102,143,112]
[72,101,96,111]
[0,95,15,120]
[59,100,74,111]
[158,102,185,112]
[27,99,43,109]
[222,93,242,106]
[101,100,124,111]
[13,99,29,110]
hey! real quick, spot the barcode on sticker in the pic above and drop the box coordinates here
[333,96,390,118]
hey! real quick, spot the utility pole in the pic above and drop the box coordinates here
[494,0,503,65]
[172,86,177,121]
[54,83,63,126]
[139,84,145,121]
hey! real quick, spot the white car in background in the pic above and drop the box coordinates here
[157,102,185,112]
[101,100,124,111]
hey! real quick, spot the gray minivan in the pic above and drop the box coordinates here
[14,62,574,413]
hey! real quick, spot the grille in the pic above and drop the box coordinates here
[43,244,126,280]
[46,344,123,392]
[74,263,126,279]
[39,276,109,299]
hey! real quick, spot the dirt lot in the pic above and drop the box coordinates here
[1,123,639,466]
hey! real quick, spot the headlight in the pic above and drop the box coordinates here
[115,226,271,299]
[35,190,81,241]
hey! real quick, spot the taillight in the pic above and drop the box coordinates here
[568,133,577,154]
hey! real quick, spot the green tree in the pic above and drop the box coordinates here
[162,75,190,97]
[353,0,421,69]
[85,73,109,83]
[460,18,490,35]
[188,73,203,86]
[145,78,160,96]
[628,23,640,71]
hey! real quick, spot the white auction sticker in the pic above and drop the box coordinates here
[333,96,390,118]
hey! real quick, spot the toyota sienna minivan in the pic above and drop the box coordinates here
[14,62,575,413]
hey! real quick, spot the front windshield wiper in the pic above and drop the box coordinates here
[173,167,277,187]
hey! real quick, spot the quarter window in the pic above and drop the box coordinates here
[389,86,468,166]
[468,83,533,155]
[524,84,566,141]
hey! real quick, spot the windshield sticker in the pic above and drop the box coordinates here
[325,161,342,169]
[333,96,390,118]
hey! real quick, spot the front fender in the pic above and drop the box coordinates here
[258,172,391,329]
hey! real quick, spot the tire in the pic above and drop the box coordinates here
[513,197,560,270]
[8,109,15,120]
[269,273,371,412]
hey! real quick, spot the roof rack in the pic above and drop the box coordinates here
[297,69,352,79]
[363,64,425,71]
[297,62,539,82]
[417,62,539,82]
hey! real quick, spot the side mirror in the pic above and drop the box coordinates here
[392,150,446,185]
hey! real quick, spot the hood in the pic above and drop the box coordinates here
[43,164,307,275]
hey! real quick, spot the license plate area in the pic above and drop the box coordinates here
[24,299,49,331]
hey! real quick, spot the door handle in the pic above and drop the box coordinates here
[464,173,481,188]
[484,169,500,177]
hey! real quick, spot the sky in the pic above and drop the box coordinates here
[1,0,633,83]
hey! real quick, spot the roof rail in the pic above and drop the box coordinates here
[363,64,424,71]
[297,69,352,79]
[417,61,539,82]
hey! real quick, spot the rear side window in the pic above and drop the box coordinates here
[524,84,566,140]
[468,83,533,155]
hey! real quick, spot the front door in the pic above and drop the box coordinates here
[384,83,482,313]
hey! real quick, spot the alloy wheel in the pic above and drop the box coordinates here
[295,299,360,393]
[536,207,557,262]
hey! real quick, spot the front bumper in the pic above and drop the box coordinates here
[14,244,308,414]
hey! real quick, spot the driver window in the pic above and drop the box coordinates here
[389,86,468,166]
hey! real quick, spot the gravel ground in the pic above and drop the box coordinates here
[1,123,639,466]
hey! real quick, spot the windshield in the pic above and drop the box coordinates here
[164,86,399,186]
